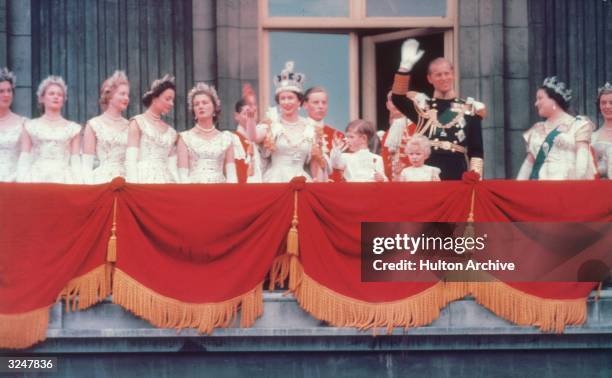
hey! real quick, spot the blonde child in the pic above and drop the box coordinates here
[399,135,441,182]
[331,119,387,182]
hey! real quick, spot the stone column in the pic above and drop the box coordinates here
[7,0,32,117]
[216,0,258,130]
[0,0,6,67]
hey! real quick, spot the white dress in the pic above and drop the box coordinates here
[0,115,26,182]
[332,149,386,182]
[133,115,177,183]
[591,128,612,179]
[399,164,441,182]
[88,116,128,183]
[522,116,596,180]
[23,119,81,183]
[181,129,234,183]
[261,118,315,183]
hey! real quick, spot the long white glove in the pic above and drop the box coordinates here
[574,145,591,179]
[399,39,425,72]
[178,168,190,184]
[516,157,533,180]
[16,152,32,183]
[225,162,238,183]
[125,147,139,183]
[167,155,179,183]
[82,154,95,184]
[607,147,612,179]
[70,155,83,184]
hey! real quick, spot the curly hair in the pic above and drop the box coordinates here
[405,134,432,158]
[142,74,175,108]
[99,71,129,111]
[187,82,221,122]
[36,75,68,112]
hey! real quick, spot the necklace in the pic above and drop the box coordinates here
[195,124,216,134]
[0,111,12,122]
[144,111,161,124]
[42,115,63,122]
[103,112,123,123]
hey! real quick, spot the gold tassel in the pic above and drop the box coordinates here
[287,190,299,256]
[106,196,118,263]
[463,189,476,238]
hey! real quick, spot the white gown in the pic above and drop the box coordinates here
[399,164,441,182]
[0,115,26,182]
[88,116,128,183]
[261,118,315,183]
[24,119,81,184]
[332,149,386,182]
[522,116,596,180]
[181,129,234,183]
[133,115,177,183]
[591,128,611,179]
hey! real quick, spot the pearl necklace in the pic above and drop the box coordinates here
[195,124,216,134]
[103,112,124,123]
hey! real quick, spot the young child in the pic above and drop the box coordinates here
[399,135,441,182]
[331,119,387,182]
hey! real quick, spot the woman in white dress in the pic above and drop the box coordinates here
[254,61,321,183]
[398,134,441,182]
[16,76,82,184]
[0,68,27,182]
[176,83,238,183]
[517,77,596,180]
[330,119,387,182]
[592,82,612,179]
[82,71,130,184]
[125,74,178,183]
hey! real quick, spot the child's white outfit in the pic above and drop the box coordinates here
[331,148,387,182]
[399,164,441,182]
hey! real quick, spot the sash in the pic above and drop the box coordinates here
[530,127,561,180]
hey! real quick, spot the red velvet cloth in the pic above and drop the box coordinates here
[0,182,113,314]
[298,181,473,302]
[115,183,293,302]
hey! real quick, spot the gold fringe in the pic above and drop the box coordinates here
[58,264,112,312]
[469,281,588,333]
[0,307,50,349]
[106,196,118,263]
[112,268,263,334]
[290,261,448,334]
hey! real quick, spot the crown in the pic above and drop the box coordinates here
[273,61,305,95]
[598,82,612,96]
[542,76,572,102]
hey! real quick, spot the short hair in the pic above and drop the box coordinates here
[0,67,16,88]
[99,71,129,111]
[36,75,68,112]
[427,58,454,74]
[274,90,304,105]
[597,83,612,115]
[235,98,247,113]
[187,82,222,122]
[346,119,380,152]
[405,134,432,158]
[304,86,327,102]
[539,86,570,112]
[142,74,176,108]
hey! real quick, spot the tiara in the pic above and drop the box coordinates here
[0,67,16,88]
[273,61,305,95]
[542,76,572,102]
[598,82,612,96]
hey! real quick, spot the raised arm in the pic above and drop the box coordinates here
[391,39,425,123]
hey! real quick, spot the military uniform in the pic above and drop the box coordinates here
[391,71,484,180]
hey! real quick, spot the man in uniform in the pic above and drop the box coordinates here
[391,39,485,180]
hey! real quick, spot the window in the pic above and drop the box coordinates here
[259,0,457,131]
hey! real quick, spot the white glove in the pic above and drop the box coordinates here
[125,147,139,183]
[399,39,425,72]
[70,155,83,184]
[178,168,190,183]
[516,157,534,180]
[167,155,179,183]
[225,162,238,183]
[16,152,32,183]
[575,145,590,179]
[82,154,95,184]
[606,147,612,179]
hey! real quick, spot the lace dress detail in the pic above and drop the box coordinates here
[181,129,233,183]
[262,118,315,183]
[523,117,595,180]
[25,118,81,183]
[89,116,128,183]
[399,164,441,182]
[133,115,177,183]
[591,128,612,178]
[0,116,25,182]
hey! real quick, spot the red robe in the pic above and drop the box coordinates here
[234,131,251,184]
[380,119,416,181]
[318,124,344,182]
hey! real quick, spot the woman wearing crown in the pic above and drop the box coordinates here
[126,74,178,183]
[592,82,612,179]
[254,61,321,183]
[517,77,596,180]
[0,67,27,182]
[176,83,238,183]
